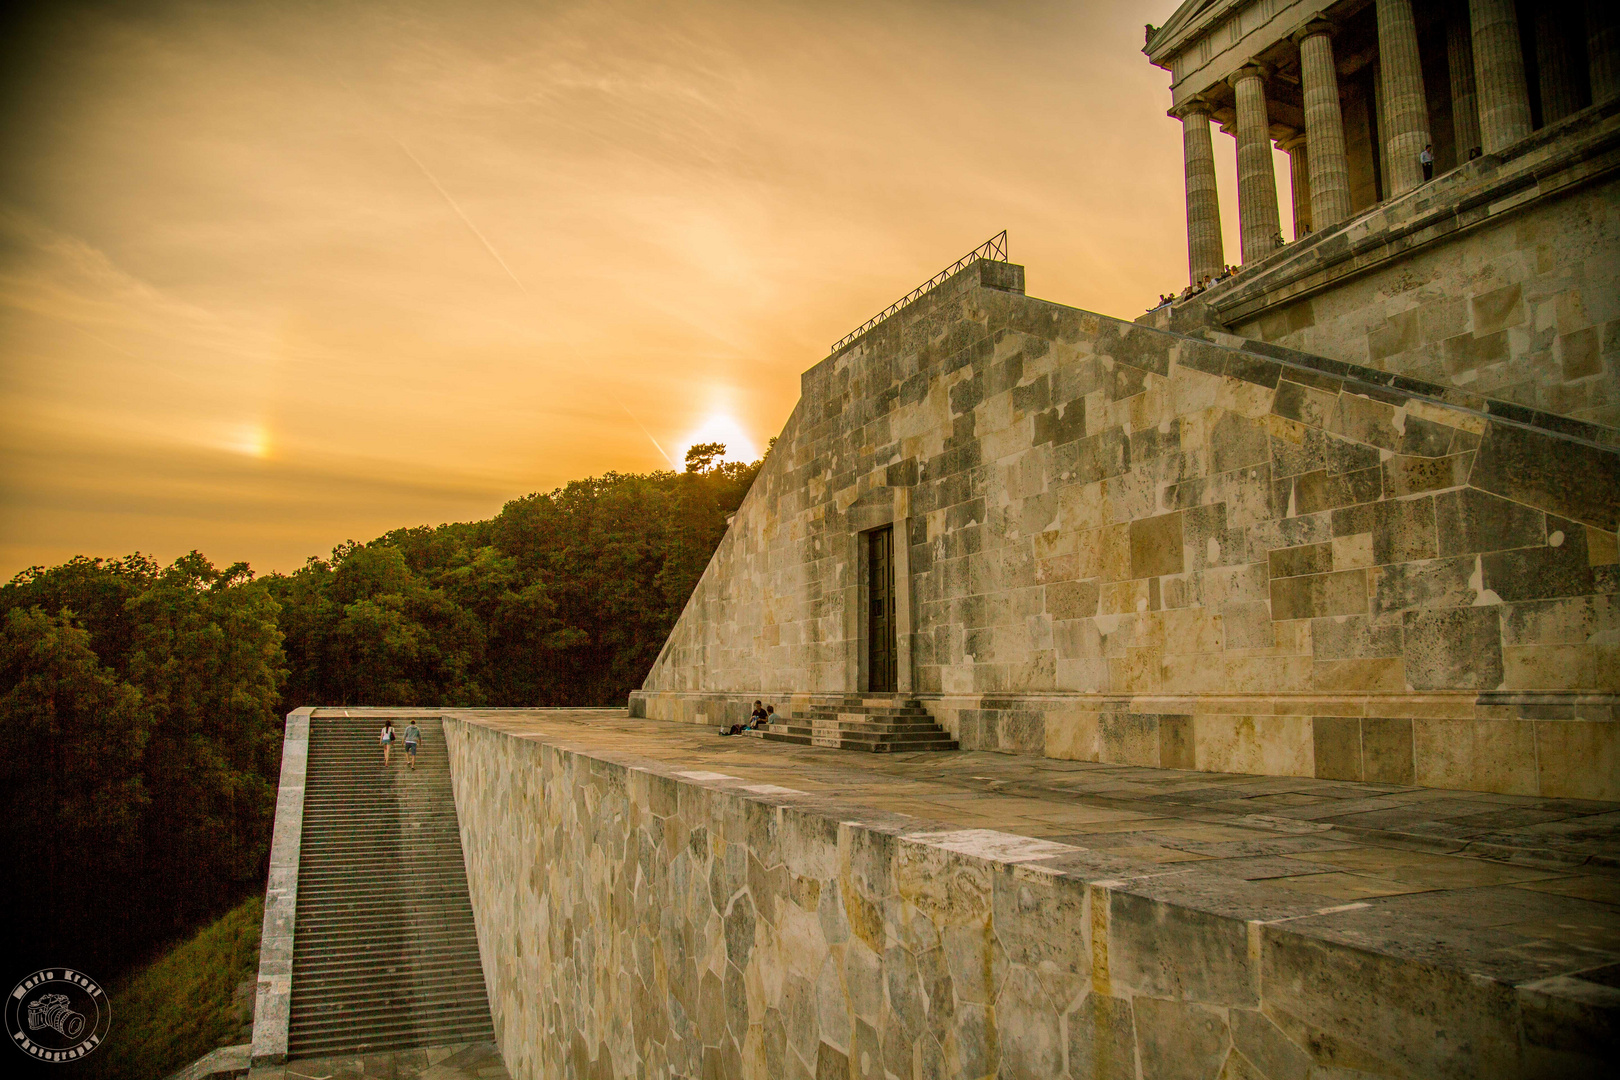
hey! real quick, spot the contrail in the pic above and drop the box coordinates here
[393,138,529,297]
[393,137,676,468]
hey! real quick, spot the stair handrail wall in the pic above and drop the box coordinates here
[251,706,312,1067]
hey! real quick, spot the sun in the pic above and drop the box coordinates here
[675,414,758,467]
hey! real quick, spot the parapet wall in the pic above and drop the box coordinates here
[442,713,1613,1079]
[633,258,1619,798]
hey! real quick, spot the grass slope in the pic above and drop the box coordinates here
[86,895,262,1080]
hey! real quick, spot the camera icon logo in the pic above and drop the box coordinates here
[6,970,111,1063]
[29,994,86,1039]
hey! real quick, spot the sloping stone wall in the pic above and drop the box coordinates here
[442,715,1613,1079]
[633,259,1620,798]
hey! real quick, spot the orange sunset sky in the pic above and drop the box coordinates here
[0,0,1299,578]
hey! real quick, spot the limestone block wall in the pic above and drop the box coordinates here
[442,715,1611,1079]
[633,258,1620,798]
[1228,177,1620,427]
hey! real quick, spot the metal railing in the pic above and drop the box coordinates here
[830,230,1009,354]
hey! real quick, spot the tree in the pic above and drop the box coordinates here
[0,554,160,672]
[0,607,151,975]
[124,553,287,944]
[684,441,726,473]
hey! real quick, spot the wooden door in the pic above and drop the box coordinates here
[868,526,897,693]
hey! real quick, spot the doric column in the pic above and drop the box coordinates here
[1447,2,1482,158]
[1281,134,1312,238]
[1173,97,1226,285]
[1470,0,1532,152]
[1591,0,1620,105]
[1536,8,1581,123]
[1229,64,1283,264]
[1376,0,1431,194]
[1296,21,1353,229]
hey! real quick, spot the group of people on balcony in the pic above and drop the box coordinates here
[1151,262,1243,311]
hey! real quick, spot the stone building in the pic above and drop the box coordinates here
[632,255,1619,798]
[631,2,1620,801]
[1141,0,1620,427]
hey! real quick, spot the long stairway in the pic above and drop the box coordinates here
[287,716,495,1059]
[760,696,958,752]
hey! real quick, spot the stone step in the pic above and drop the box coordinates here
[774,727,959,745]
[288,971,486,997]
[290,1006,491,1030]
[291,926,481,946]
[802,705,933,717]
[288,965,489,989]
[287,1022,495,1059]
[786,719,946,733]
[761,729,958,753]
[291,954,485,979]
[289,977,489,1003]
[800,715,936,727]
[287,1020,495,1055]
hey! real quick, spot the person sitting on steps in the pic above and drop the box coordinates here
[380,719,395,766]
[743,704,771,732]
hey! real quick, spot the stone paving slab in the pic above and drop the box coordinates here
[246,1040,508,1080]
[454,708,1620,992]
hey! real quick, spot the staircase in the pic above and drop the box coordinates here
[760,697,958,752]
[287,716,495,1059]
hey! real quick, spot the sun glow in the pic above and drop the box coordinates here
[675,413,758,469]
[213,421,272,459]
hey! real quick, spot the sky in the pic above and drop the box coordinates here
[0,0,1295,578]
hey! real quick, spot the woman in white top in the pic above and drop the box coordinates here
[380,720,396,766]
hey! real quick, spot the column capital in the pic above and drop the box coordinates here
[1227,62,1271,89]
[1276,130,1307,152]
[1292,17,1336,44]
[1168,94,1218,120]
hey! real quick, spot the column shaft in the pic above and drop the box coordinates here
[1286,142,1312,238]
[1536,7,1582,123]
[1448,2,1482,157]
[1377,0,1431,193]
[1180,105,1225,284]
[1591,0,1620,105]
[1231,68,1283,263]
[1470,0,1532,151]
[1299,28,1353,228]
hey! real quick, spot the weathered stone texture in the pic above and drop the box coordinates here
[1230,176,1620,428]
[635,259,1619,798]
[443,717,1620,1080]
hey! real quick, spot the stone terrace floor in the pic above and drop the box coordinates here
[458,709,1620,989]
[248,1040,509,1079]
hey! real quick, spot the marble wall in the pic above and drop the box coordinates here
[442,715,1611,1079]
[632,259,1619,798]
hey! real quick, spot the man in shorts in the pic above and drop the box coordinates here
[403,720,422,771]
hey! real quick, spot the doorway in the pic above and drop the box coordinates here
[867,525,897,693]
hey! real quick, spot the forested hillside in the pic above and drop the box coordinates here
[0,446,760,988]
